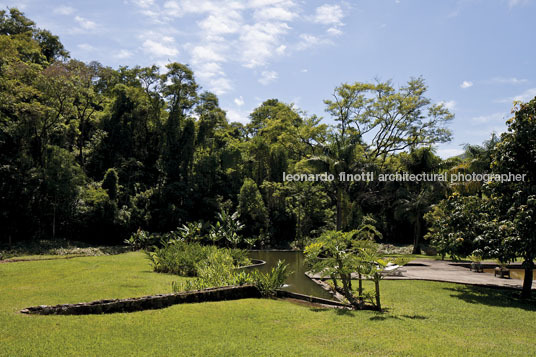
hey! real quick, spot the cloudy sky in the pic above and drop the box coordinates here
[3,0,535,157]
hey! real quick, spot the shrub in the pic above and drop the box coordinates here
[124,228,160,250]
[250,260,291,297]
[171,259,291,298]
[147,241,250,276]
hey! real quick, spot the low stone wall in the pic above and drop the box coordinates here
[237,259,266,269]
[275,290,351,309]
[20,285,261,315]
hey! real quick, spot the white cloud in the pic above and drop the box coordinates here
[191,44,226,63]
[512,88,536,102]
[74,16,97,31]
[297,33,330,50]
[437,148,464,159]
[507,0,530,8]
[240,22,291,67]
[234,96,245,106]
[460,80,473,89]
[471,112,506,123]
[327,27,342,36]
[259,70,278,85]
[131,0,155,8]
[496,88,536,103]
[226,108,250,124]
[254,6,297,21]
[127,0,342,94]
[54,6,75,15]
[313,4,344,25]
[198,11,242,38]
[489,77,528,85]
[438,100,456,110]
[114,49,133,59]
[163,1,182,17]
[77,43,96,51]
[141,38,179,58]
[209,77,233,95]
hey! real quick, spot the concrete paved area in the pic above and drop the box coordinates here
[383,259,536,290]
[310,259,536,290]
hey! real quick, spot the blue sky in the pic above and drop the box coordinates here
[3,0,535,157]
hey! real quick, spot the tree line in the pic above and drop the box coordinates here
[2,7,534,289]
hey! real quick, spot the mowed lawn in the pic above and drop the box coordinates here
[1,252,535,356]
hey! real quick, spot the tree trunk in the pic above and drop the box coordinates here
[412,217,422,254]
[521,260,534,299]
[374,277,381,311]
[358,272,363,307]
[336,188,342,231]
[52,204,56,239]
[330,274,338,290]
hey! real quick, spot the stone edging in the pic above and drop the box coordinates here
[275,290,351,309]
[20,285,261,315]
[237,259,266,269]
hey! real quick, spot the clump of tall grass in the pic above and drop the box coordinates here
[146,241,250,276]
[172,258,291,298]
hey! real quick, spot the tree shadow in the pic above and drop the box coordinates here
[309,307,355,316]
[401,314,428,320]
[445,285,536,311]
[369,314,401,321]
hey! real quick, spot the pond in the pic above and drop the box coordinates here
[482,268,536,281]
[246,250,336,301]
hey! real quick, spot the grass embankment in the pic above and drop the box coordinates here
[1,252,535,356]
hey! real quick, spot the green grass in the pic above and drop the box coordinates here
[1,252,535,356]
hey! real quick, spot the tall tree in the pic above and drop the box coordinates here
[483,98,536,298]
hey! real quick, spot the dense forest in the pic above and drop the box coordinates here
[0,8,485,249]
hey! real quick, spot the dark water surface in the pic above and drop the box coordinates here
[482,268,536,281]
[246,250,335,301]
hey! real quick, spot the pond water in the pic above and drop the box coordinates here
[246,250,336,301]
[482,268,536,281]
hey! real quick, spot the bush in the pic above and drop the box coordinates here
[250,260,291,297]
[171,250,254,292]
[171,258,290,298]
[147,241,250,276]
[124,228,160,250]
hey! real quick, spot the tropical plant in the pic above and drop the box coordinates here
[249,260,291,297]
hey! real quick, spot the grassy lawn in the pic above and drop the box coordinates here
[2,252,535,356]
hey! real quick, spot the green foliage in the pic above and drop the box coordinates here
[171,248,252,292]
[424,193,483,260]
[305,228,382,308]
[237,178,269,238]
[249,260,291,297]
[1,8,464,253]
[124,228,159,250]
[177,221,204,243]
[172,257,290,299]
[147,240,250,276]
[3,253,536,356]
[209,209,244,247]
[102,168,119,201]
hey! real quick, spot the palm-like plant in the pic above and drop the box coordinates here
[210,209,245,248]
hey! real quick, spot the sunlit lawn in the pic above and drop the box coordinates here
[1,252,535,356]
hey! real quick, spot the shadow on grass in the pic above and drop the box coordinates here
[309,307,355,316]
[369,314,401,321]
[445,285,536,311]
[401,314,427,320]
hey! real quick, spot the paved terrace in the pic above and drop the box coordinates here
[310,259,536,290]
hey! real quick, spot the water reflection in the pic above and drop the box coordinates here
[246,250,336,301]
